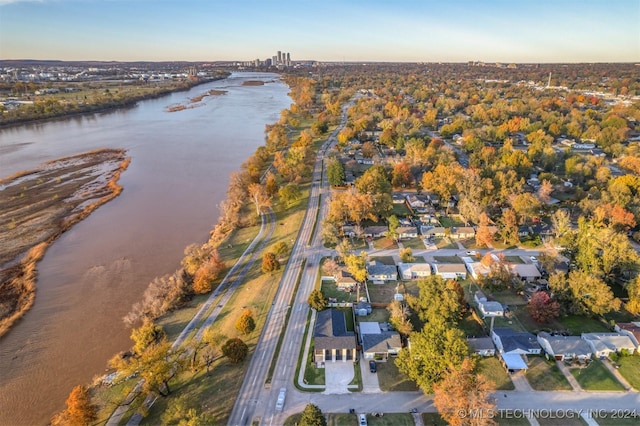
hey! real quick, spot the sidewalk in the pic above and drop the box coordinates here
[510,370,533,392]
[601,358,634,391]
[556,361,583,391]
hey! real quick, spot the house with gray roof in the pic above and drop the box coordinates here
[396,226,418,240]
[581,332,637,358]
[363,226,388,238]
[359,322,402,361]
[397,262,432,280]
[537,332,593,361]
[313,309,356,365]
[433,263,467,280]
[366,260,398,283]
[468,337,496,357]
[491,328,541,355]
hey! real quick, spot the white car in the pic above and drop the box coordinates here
[530,256,538,262]
[359,414,367,426]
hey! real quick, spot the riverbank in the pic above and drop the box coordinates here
[0,75,229,128]
[0,148,130,337]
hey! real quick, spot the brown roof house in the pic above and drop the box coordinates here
[313,309,356,365]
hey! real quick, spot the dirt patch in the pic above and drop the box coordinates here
[0,148,130,337]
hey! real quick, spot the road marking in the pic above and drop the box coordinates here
[240,407,247,425]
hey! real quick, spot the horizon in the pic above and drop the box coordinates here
[0,0,639,63]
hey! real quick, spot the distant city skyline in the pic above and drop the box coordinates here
[1,0,638,63]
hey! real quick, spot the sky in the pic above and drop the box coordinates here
[0,0,639,63]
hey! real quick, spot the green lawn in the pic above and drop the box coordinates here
[370,255,396,265]
[439,215,465,227]
[367,413,414,426]
[612,354,640,390]
[433,256,463,263]
[401,237,428,250]
[422,412,448,425]
[321,280,358,303]
[553,315,610,334]
[391,203,413,217]
[376,358,419,392]
[459,313,486,336]
[435,238,458,249]
[327,413,357,426]
[477,356,515,390]
[526,357,573,391]
[505,256,525,264]
[372,237,398,250]
[570,359,625,391]
[367,282,401,304]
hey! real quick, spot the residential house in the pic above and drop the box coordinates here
[313,309,357,364]
[406,194,428,209]
[463,257,491,280]
[363,226,388,239]
[433,263,467,280]
[335,268,357,290]
[510,264,542,283]
[537,332,593,361]
[614,322,640,347]
[397,226,418,240]
[342,225,360,238]
[354,301,372,316]
[451,227,475,240]
[359,322,402,361]
[475,290,504,318]
[422,227,446,238]
[491,328,541,371]
[398,262,432,280]
[366,260,398,283]
[392,193,407,204]
[581,332,637,358]
[518,225,532,237]
[468,337,496,357]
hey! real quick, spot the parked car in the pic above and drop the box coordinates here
[359,414,368,426]
[369,360,377,373]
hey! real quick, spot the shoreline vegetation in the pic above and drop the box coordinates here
[0,148,131,338]
[0,74,229,128]
[59,74,336,425]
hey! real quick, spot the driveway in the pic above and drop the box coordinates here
[324,361,354,394]
[360,359,381,393]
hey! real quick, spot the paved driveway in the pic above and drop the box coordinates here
[324,362,354,394]
[360,359,381,393]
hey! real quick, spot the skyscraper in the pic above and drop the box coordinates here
[277,51,282,64]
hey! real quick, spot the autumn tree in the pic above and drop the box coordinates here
[181,244,210,276]
[51,385,98,426]
[265,171,279,197]
[355,165,392,217]
[344,252,368,283]
[335,238,354,262]
[261,252,280,273]
[498,208,519,246]
[475,212,494,248]
[391,161,414,188]
[192,252,225,294]
[235,309,256,335]
[131,322,166,355]
[387,214,400,240]
[308,289,328,311]
[396,317,468,394]
[278,183,301,206]
[387,300,413,336]
[222,338,249,364]
[624,276,640,316]
[300,403,327,426]
[399,247,415,263]
[248,182,272,216]
[433,358,497,426]
[200,329,226,374]
[527,292,560,323]
[161,394,215,426]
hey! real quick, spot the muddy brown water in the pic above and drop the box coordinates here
[0,72,291,425]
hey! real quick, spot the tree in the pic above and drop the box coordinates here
[200,329,226,374]
[235,309,256,335]
[300,403,327,426]
[308,289,328,311]
[261,252,280,273]
[396,317,468,394]
[391,161,414,188]
[335,238,354,262]
[475,212,494,247]
[549,270,621,316]
[387,214,400,240]
[51,385,98,426]
[181,244,209,276]
[407,276,463,324]
[399,247,415,263]
[278,183,301,206]
[433,358,497,426]
[625,276,640,316]
[527,292,560,323]
[131,322,166,355]
[326,158,345,186]
[265,171,279,197]
[161,395,215,426]
[498,208,519,246]
[248,182,272,215]
[192,252,225,294]
[387,300,413,336]
[222,338,248,364]
[344,252,368,283]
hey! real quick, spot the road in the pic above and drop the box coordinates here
[228,99,356,426]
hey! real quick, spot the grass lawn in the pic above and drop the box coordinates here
[367,413,415,425]
[439,215,465,227]
[613,355,640,390]
[372,237,398,250]
[367,282,401,303]
[485,314,527,332]
[569,359,625,391]
[321,280,358,303]
[422,412,448,425]
[377,358,419,392]
[553,315,610,334]
[370,255,396,265]
[392,203,413,217]
[505,256,525,264]
[435,238,458,249]
[362,308,390,323]
[328,413,357,426]
[525,357,572,391]
[477,356,515,390]
[433,256,463,263]
[459,312,486,336]
[401,237,428,250]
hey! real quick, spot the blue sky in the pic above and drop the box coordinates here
[1,0,638,62]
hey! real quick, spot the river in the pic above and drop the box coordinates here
[0,72,291,425]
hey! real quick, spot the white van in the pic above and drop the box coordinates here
[275,387,286,412]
